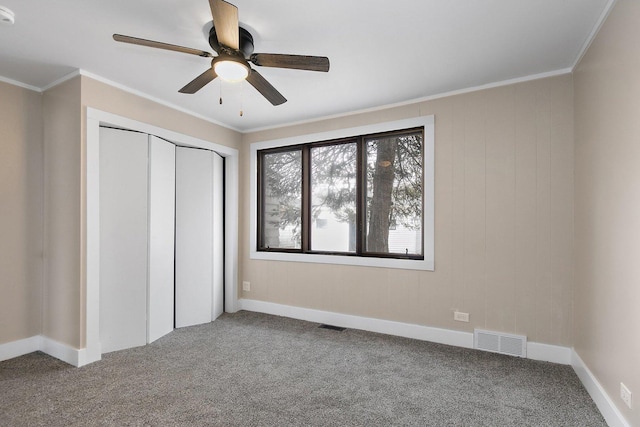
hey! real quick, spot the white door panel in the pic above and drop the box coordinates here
[99,127,148,353]
[147,136,176,343]
[212,152,224,320]
[175,147,214,328]
[99,129,224,353]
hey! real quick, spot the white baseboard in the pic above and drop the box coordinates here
[0,335,86,367]
[527,341,572,364]
[238,299,571,365]
[240,298,473,349]
[40,337,84,367]
[572,350,631,427]
[0,336,41,362]
[3,303,624,427]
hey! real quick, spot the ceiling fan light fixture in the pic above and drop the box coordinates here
[0,6,15,25]
[214,58,249,82]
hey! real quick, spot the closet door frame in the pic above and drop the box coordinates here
[84,108,239,366]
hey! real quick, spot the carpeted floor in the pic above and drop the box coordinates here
[1,311,605,426]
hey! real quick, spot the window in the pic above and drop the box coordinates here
[311,142,358,252]
[365,132,423,257]
[260,149,303,250]
[250,116,434,271]
[258,128,424,260]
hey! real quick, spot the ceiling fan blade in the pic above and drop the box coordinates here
[179,68,218,94]
[246,69,287,106]
[113,34,213,58]
[250,53,330,72]
[209,0,239,50]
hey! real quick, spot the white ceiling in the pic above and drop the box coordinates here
[0,0,611,132]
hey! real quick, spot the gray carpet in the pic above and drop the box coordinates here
[1,311,605,426]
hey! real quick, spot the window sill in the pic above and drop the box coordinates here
[249,249,434,271]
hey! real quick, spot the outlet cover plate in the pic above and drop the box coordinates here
[242,281,250,292]
[621,382,632,409]
[454,311,470,322]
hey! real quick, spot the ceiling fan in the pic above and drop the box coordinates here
[113,0,329,106]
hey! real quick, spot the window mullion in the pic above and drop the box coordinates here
[356,137,365,256]
[256,150,264,250]
[301,145,311,253]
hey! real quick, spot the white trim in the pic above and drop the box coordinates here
[250,116,435,271]
[39,70,82,92]
[79,70,240,132]
[38,69,239,132]
[224,153,240,313]
[0,336,87,367]
[40,336,84,367]
[0,336,41,362]
[2,66,573,134]
[571,0,618,69]
[85,107,240,364]
[0,312,578,377]
[239,299,472,349]
[85,114,102,366]
[87,108,237,153]
[238,299,572,365]
[526,341,572,364]
[572,350,631,427]
[0,75,42,92]
[244,69,572,133]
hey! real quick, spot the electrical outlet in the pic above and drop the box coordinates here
[454,311,469,322]
[621,382,632,409]
[242,281,250,292]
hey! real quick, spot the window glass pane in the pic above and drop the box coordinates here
[366,131,423,255]
[261,150,302,249]
[310,143,357,252]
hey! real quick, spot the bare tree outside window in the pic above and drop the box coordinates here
[311,143,357,252]
[261,150,302,249]
[366,133,423,255]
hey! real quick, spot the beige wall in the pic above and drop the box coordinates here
[574,1,640,424]
[0,82,43,344]
[42,77,83,347]
[241,75,575,346]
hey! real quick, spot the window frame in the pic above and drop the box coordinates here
[257,144,306,253]
[250,116,434,271]
[360,128,425,259]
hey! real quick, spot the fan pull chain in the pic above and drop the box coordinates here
[240,81,244,117]
[219,82,223,105]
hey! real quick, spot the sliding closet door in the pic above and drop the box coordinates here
[147,136,176,343]
[175,147,214,328]
[212,152,224,320]
[99,127,148,353]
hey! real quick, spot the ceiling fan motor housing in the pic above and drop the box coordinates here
[209,26,254,57]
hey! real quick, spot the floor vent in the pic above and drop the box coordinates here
[319,324,346,332]
[474,329,527,358]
